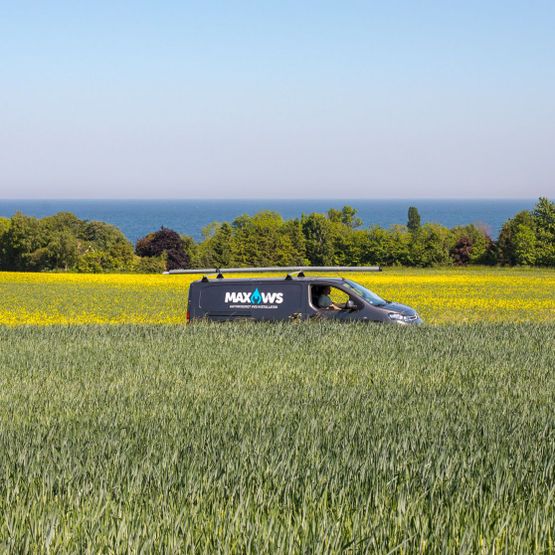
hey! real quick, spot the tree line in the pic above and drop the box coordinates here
[0,197,553,272]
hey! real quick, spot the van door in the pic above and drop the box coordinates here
[308,283,364,321]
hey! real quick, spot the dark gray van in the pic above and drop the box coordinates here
[176,268,422,325]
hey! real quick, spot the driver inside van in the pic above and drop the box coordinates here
[317,286,341,311]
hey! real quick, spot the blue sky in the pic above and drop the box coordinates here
[1,1,554,198]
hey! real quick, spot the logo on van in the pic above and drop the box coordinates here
[225,289,284,305]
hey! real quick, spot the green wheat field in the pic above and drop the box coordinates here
[1,320,555,552]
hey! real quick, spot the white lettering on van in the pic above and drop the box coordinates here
[224,291,284,305]
[224,292,237,303]
[225,292,252,303]
[261,292,284,304]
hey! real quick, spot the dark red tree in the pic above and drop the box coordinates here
[450,236,473,266]
[135,227,189,270]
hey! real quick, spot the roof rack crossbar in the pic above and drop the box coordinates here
[164,266,381,275]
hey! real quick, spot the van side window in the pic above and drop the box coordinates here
[311,285,351,310]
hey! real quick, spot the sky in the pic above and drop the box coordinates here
[1,1,554,199]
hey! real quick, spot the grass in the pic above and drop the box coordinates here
[1,322,555,552]
[0,266,554,325]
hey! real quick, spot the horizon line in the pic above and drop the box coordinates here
[0,197,543,202]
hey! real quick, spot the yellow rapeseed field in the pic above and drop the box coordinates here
[0,267,554,325]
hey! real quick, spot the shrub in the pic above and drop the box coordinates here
[410,223,452,267]
[134,253,168,274]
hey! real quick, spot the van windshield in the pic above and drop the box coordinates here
[342,280,387,306]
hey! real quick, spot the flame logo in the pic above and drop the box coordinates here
[251,288,262,304]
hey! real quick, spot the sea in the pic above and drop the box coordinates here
[0,199,539,244]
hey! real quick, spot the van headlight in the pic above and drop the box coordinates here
[387,312,405,321]
[388,312,419,323]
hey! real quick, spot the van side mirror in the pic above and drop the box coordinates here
[345,299,357,311]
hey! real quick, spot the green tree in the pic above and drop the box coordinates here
[327,221,355,265]
[0,217,9,235]
[180,235,199,268]
[364,226,391,265]
[301,213,335,265]
[513,223,538,265]
[3,212,44,270]
[410,223,452,267]
[0,217,10,269]
[280,220,307,265]
[497,211,536,265]
[31,230,79,271]
[363,225,413,266]
[230,212,281,266]
[387,225,413,265]
[42,212,83,236]
[338,228,369,266]
[0,212,135,272]
[407,207,421,234]
[532,197,555,266]
[197,222,234,267]
[226,211,306,267]
[533,197,555,232]
[78,220,134,271]
[327,206,363,229]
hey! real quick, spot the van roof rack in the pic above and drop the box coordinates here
[164,266,382,277]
